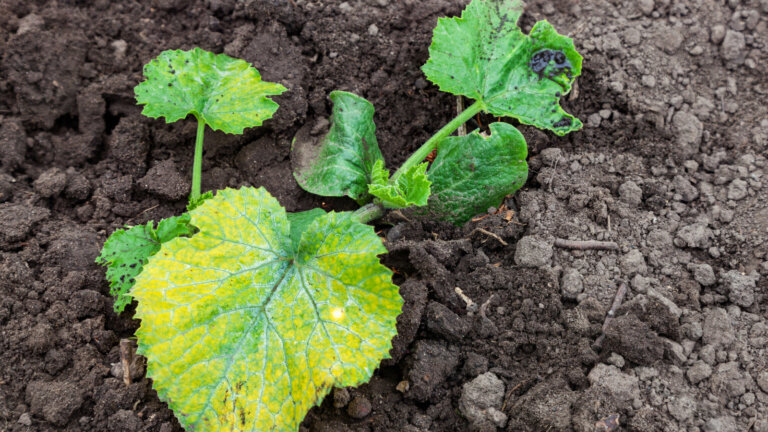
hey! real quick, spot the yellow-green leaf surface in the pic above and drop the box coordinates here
[132,187,402,431]
[135,47,287,134]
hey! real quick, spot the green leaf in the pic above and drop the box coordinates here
[96,214,195,313]
[134,47,287,134]
[132,187,402,431]
[368,160,431,209]
[424,122,528,224]
[422,0,583,135]
[286,208,327,248]
[292,91,384,203]
[187,190,214,212]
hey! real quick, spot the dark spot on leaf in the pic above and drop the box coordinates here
[529,49,552,74]
[129,263,137,268]
[529,49,572,80]
[553,117,572,128]
[168,83,173,87]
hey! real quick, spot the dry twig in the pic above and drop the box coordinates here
[553,238,619,251]
[593,282,628,350]
[470,228,508,246]
[119,339,134,386]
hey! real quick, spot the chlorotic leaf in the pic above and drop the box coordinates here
[292,91,384,203]
[423,122,528,224]
[132,187,402,431]
[422,0,583,135]
[134,47,287,134]
[368,160,431,209]
[96,214,195,313]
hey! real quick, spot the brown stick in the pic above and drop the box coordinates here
[553,238,619,251]
[119,339,133,386]
[470,228,508,246]
[593,282,628,350]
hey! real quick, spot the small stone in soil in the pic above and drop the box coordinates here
[687,360,713,384]
[702,307,735,347]
[675,223,714,249]
[17,413,32,426]
[33,168,67,198]
[459,372,507,430]
[346,396,372,419]
[333,387,350,408]
[720,270,759,308]
[514,236,552,267]
[561,268,585,300]
[689,263,716,286]
[618,181,643,206]
[587,363,640,404]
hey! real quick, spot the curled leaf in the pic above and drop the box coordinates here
[368,160,431,209]
[292,91,384,203]
[135,47,287,134]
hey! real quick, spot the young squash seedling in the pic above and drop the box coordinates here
[294,0,582,224]
[96,47,286,313]
[97,48,403,432]
[96,0,583,430]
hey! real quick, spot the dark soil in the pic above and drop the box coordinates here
[1,0,767,431]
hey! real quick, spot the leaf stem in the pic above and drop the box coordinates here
[353,203,385,224]
[190,117,206,202]
[391,100,484,182]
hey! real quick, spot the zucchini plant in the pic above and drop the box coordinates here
[294,0,581,224]
[95,0,582,430]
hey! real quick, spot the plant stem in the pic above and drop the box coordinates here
[391,100,484,182]
[190,117,205,202]
[353,203,385,224]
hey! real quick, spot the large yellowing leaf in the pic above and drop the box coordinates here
[132,187,402,431]
[134,47,286,134]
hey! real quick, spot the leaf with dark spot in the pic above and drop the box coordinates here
[422,0,583,135]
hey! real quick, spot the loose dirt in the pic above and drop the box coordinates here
[1,0,767,431]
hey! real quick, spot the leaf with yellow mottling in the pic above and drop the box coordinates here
[135,47,286,134]
[132,187,402,431]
